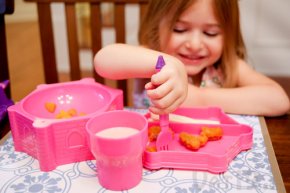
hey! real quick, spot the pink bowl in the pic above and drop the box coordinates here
[21,78,122,119]
[8,78,123,171]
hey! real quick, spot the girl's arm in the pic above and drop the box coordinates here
[94,43,188,114]
[183,60,290,116]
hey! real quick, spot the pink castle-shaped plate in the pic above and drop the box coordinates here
[143,107,253,173]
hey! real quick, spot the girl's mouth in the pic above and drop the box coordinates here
[178,53,205,63]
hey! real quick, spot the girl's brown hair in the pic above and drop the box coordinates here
[139,0,247,87]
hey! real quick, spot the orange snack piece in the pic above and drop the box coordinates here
[146,146,157,152]
[178,127,223,151]
[179,132,201,150]
[200,127,223,141]
[67,108,77,116]
[148,126,161,142]
[148,125,174,142]
[51,107,86,119]
[198,134,208,147]
[55,110,72,119]
[45,102,56,113]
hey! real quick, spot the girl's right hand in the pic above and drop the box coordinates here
[145,57,188,114]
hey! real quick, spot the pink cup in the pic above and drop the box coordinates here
[86,110,148,191]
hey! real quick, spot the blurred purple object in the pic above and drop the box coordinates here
[155,55,165,71]
[0,80,14,123]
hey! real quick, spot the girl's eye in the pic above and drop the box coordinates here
[204,31,220,37]
[173,28,187,33]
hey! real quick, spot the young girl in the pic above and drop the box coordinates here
[94,0,290,116]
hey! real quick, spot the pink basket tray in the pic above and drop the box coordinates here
[8,78,123,171]
[143,107,253,173]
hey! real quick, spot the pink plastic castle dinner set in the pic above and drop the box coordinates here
[7,78,253,191]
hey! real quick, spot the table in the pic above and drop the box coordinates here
[0,111,286,193]
[265,113,290,192]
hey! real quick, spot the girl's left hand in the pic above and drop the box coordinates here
[145,58,188,114]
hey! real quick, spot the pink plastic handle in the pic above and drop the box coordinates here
[159,114,169,128]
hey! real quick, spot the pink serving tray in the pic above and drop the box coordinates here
[143,107,253,173]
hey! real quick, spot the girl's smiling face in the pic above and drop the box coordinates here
[159,0,224,76]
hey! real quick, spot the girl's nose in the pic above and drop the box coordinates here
[185,33,203,51]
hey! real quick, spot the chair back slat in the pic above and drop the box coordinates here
[140,2,147,20]
[1,0,15,97]
[65,3,81,80]
[113,3,127,104]
[37,3,59,83]
[0,16,10,88]
[90,2,104,84]
[114,3,125,43]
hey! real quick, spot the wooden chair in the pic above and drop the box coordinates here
[23,0,148,106]
[0,0,14,98]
